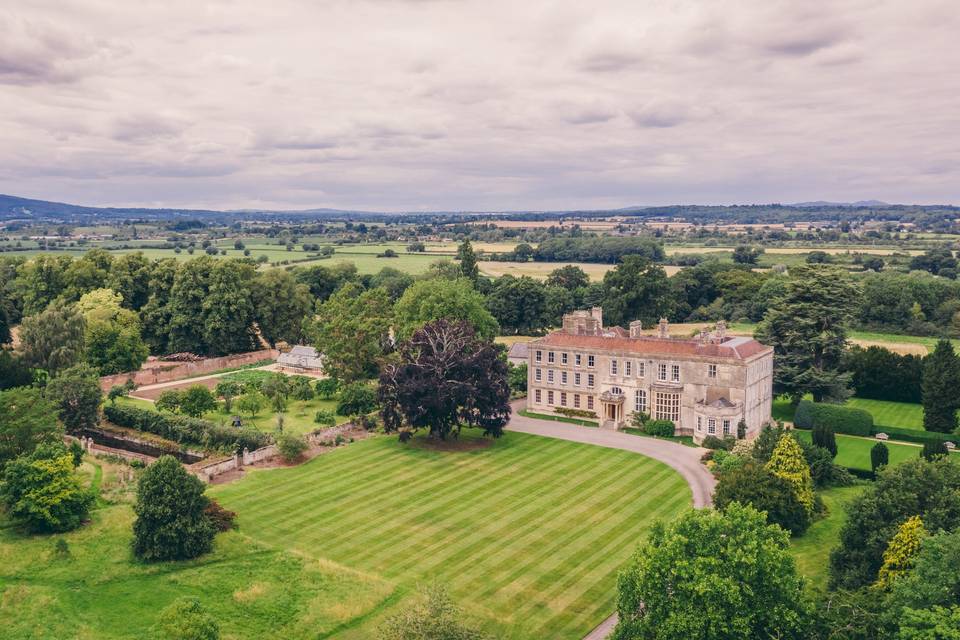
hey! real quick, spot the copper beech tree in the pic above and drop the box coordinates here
[379,319,510,441]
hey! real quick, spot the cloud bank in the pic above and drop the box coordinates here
[0,0,957,211]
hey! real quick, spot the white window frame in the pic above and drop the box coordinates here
[587,395,594,410]
[625,361,632,377]
[560,392,567,407]
[587,355,595,368]
[547,369,554,383]
[547,390,554,405]
[658,363,667,381]
[548,351,555,364]
[574,394,581,408]
[587,374,595,387]
[708,364,717,379]
[634,389,647,413]
[535,350,542,363]
[638,361,645,377]
[535,389,541,403]
[574,372,581,386]
[575,353,582,367]
[707,418,716,435]
[722,419,731,436]
[611,359,618,376]
[671,364,680,383]
[561,352,568,365]
[561,371,568,385]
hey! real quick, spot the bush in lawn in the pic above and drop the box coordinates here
[812,423,837,457]
[235,391,266,418]
[379,582,488,640]
[336,381,377,416]
[921,440,949,461]
[871,442,889,473]
[179,385,217,418]
[151,597,220,640]
[644,419,675,438]
[0,443,94,533]
[155,389,183,413]
[276,432,308,462]
[133,456,215,561]
[313,410,336,427]
[713,461,810,535]
[793,400,873,436]
[314,377,339,400]
[203,499,236,532]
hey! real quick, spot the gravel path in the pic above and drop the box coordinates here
[505,401,716,640]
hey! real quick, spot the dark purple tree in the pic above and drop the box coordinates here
[379,319,510,440]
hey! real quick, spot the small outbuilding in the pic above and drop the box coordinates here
[277,345,324,374]
[507,342,529,367]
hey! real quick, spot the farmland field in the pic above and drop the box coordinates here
[212,430,691,639]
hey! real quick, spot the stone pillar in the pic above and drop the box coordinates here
[242,448,251,465]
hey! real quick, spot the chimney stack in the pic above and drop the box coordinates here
[657,318,669,339]
[590,306,603,329]
[715,319,727,341]
[629,320,643,338]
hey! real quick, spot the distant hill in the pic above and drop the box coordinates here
[790,200,892,208]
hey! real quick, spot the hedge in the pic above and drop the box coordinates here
[793,400,873,436]
[103,405,270,452]
[872,425,960,447]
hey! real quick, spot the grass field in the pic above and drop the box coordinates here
[846,397,924,430]
[211,430,692,639]
[793,430,922,471]
[788,484,867,592]
[772,396,925,432]
[0,455,392,639]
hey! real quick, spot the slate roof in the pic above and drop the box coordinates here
[507,342,529,360]
[531,331,770,361]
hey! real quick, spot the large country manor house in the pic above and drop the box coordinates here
[526,308,774,444]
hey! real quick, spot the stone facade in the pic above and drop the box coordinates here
[526,308,774,444]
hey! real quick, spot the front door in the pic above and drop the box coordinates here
[606,403,617,421]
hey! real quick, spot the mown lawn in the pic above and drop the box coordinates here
[788,484,868,592]
[0,456,391,640]
[212,430,692,639]
[846,397,924,430]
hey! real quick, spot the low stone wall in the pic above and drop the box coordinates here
[99,349,279,391]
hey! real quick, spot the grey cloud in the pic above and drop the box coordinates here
[0,14,104,85]
[578,49,643,73]
[112,114,185,142]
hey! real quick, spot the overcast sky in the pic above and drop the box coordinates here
[1,0,958,211]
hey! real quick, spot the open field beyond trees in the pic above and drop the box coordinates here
[211,430,692,639]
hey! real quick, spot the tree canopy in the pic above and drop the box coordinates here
[394,278,499,341]
[379,319,510,440]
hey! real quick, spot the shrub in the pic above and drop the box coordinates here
[702,435,736,450]
[336,382,377,416]
[0,444,94,533]
[812,424,838,457]
[276,432,308,462]
[713,461,811,535]
[203,499,237,532]
[921,440,949,461]
[103,404,270,452]
[132,456,215,561]
[313,410,336,427]
[644,419,675,438]
[151,597,220,640]
[288,376,315,401]
[871,442,889,473]
[793,399,873,436]
[556,407,599,419]
[314,378,339,400]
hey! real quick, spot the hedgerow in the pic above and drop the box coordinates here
[103,404,270,452]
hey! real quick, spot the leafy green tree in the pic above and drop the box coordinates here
[337,382,377,416]
[830,458,960,590]
[370,266,415,301]
[309,283,392,382]
[261,373,291,412]
[288,376,314,401]
[106,252,153,311]
[922,340,960,433]
[0,387,62,465]
[19,305,86,375]
[379,582,488,640]
[546,265,589,291]
[201,260,258,356]
[0,443,93,533]
[766,434,815,516]
[485,275,547,334]
[276,432,308,462]
[214,380,242,413]
[394,278,498,341]
[76,288,149,375]
[133,456,216,561]
[293,262,357,301]
[756,265,860,402]
[613,503,809,640]
[871,441,890,473]
[251,269,313,347]
[151,598,220,640]
[0,350,33,391]
[601,256,672,327]
[507,362,527,395]
[876,515,927,590]
[12,254,69,315]
[512,243,534,262]
[155,389,184,413]
[235,391,265,418]
[922,440,950,461]
[732,245,764,264]
[457,239,479,282]
[0,302,10,345]
[45,364,102,432]
[886,530,960,629]
[314,377,339,400]
[713,461,810,535]
[60,249,112,302]
[897,605,960,640]
[179,385,217,418]
[379,320,510,440]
